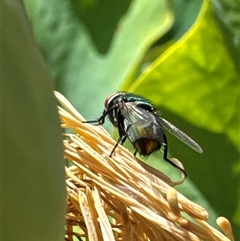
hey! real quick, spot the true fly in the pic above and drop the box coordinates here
[85,92,203,177]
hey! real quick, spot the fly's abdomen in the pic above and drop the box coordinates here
[134,138,161,155]
[125,119,164,156]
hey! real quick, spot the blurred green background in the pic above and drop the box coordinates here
[3,0,239,240]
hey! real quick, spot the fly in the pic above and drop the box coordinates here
[85,92,203,177]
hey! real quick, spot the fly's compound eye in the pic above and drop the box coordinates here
[104,92,123,108]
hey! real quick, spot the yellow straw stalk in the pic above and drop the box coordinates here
[55,91,234,241]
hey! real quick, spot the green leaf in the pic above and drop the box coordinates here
[211,0,240,46]
[23,0,239,238]
[71,0,131,53]
[127,0,239,236]
[23,0,174,120]
[2,1,66,241]
[130,0,239,148]
[168,0,204,40]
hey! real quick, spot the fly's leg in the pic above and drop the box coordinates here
[163,134,187,178]
[83,111,106,125]
[109,110,131,156]
[84,105,118,125]
[109,135,128,157]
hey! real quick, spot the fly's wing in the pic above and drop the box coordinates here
[160,117,203,153]
[121,102,155,127]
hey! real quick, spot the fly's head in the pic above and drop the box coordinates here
[104,92,125,127]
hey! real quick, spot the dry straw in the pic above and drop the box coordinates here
[54,91,234,241]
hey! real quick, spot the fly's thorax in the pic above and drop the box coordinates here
[120,94,155,113]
